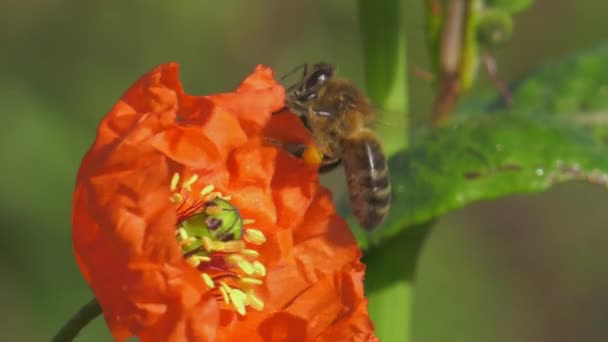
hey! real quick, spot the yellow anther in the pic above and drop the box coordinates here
[203,238,226,252]
[241,249,259,258]
[200,184,215,197]
[198,256,212,263]
[252,261,266,277]
[244,229,266,245]
[205,205,223,215]
[202,236,215,251]
[170,172,180,192]
[219,286,230,304]
[177,227,188,239]
[201,273,215,289]
[206,191,222,201]
[179,237,196,247]
[169,193,184,204]
[222,241,245,253]
[221,195,232,201]
[241,277,263,285]
[187,255,211,266]
[187,257,201,267]
[182,174,199,191]
[246,292,264,311]
[243,219,256,225]
[227,255,255,275]
[228,289,247,316]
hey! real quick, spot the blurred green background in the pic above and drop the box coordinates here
[1,1,607,341]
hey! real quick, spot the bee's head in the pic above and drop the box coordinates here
[284,62,335,103]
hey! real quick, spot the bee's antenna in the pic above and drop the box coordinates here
[280,63,308,82]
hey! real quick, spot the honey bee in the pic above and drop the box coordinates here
[281,63,391,230]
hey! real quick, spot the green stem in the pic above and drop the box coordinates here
[364,224,431,341]
[358,0,409,154]
[358,1,417,341]
[51,298,101,342]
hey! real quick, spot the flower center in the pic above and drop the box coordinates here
[169,172,267,316]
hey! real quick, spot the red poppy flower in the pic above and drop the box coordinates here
[72,63,377,341]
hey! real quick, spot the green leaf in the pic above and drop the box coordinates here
[377,111,608,241]
[502,44,608,143]
[356,45,608,245]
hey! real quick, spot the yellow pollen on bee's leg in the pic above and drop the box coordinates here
[201,273,215,289]
[221,195,232,201]
[182,174,199,191]
[200,184,215,197]
[246,292,264,311]
[170,173,180,192]
[303,145,324,166]
[244,229,266,245]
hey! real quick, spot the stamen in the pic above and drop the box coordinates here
[222,240,245,253]
[219,285,230,304]
[228,289,247,316]
[246,292,264,311]
[177,227,188,239]
[201,273,215,288]
[182,174,199,191]
[187,255,211,266]
[200,184,215,197]
[170,172,180,192]
[241,249,260,258]
[173,181,265,317]
[244,229,267,245]
[205,205,223,215]
[241,277,263,285]
[227,255,255,275]
[206,192,222,201]
[179,237,196,247]
[252,261,267,277]
[170,193,184,204]
[198,256,211,263]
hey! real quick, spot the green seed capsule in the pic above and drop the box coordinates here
[177,198,244,254]
[203,198,244,241]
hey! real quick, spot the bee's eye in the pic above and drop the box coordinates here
[305,67,333,91]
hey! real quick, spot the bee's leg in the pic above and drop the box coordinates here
[264,139,307,158]
[311,108,333,117]
[272,101,308,117]
[319,156,342,174]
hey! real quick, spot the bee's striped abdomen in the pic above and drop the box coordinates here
[342,129,391,230]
